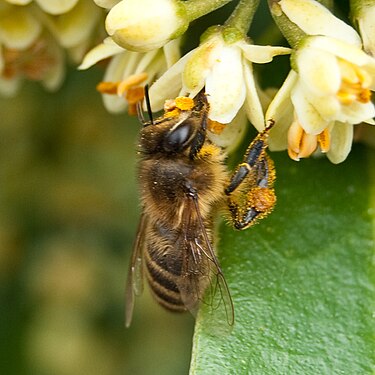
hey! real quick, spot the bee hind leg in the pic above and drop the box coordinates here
[225,125,276,230]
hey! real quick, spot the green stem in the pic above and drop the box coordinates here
[183,0,234,22]
[224,0,260,35]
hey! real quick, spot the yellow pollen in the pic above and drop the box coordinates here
[208,119,226,134]
[163,99,177,112]
[164,108,181,119]
[126,86,145,116]
[96,72,148,97]
[175,96,194,111]
[117,72,148,96]
[96,81,119,94]
[96,73,148,116]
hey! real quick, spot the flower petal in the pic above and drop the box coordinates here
[0,7,41,49]
[306,36,375,69]
[5,0,31,4]
[296,46,341,96]
[326,122,353,164]
[205,46,246,123]
[93,0,120,8]
[106,0,187,52]
[279,0,361,46]
[239,42,291,63]
[162,38,181,68]
[0,76,21,97]
[183,37,222,97]
[337,100,375,125]
[291,82,328,134]
[49,0,101,48]
[266,70,297,123]
[42,42,65,91]
[148,50,192,111]
[78,38,125,70]
[305,92,341,121]
[358,6,375,56]
[102,53,132,113]
[243,61,264,131]
[35,0,79,15]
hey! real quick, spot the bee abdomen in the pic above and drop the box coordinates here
[145,248,186,312]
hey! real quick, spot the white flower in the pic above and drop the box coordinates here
[41,0,102,62]
[0,4,65,95]
[266,0,375,163]
[149,30,290,131]
[105,0,188,52]
[79,37,181,113]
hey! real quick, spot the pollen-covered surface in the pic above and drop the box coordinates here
[175,96,194,111]
[249,187,276,212]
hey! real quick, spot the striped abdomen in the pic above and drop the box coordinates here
[144,226,186,312]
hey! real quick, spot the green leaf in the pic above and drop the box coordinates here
[190,145,375,374]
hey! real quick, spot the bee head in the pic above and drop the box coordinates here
[139,91,209,157]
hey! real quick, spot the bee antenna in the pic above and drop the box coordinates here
[144,84,154,125]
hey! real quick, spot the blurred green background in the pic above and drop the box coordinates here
[0,67,194,375]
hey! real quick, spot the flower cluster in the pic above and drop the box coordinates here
[266,0,375,163]
[78,0,375,163]
[0,0,102,95]
[4,0,375,163]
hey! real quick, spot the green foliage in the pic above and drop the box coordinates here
[191,146,375,374]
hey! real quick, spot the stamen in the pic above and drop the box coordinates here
[287,120,304,154]
[96,73,148,116]
[97,72,148,97]
[117,72,148,96]
[96,81,120,94]
[317,128,330,153]
[298,132,317,159]
[287,119,318,160]
[287,148,300,162]
[337,58,372,105]
[208,119,226,134]
[126,86,145,115]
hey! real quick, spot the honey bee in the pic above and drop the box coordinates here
[125,90,276,327]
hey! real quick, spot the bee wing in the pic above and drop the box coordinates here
[125,212,148,327]
[176,196,234,325]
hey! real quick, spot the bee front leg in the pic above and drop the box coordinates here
[225,125,276,230]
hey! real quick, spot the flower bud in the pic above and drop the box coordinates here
[105,0,188,52]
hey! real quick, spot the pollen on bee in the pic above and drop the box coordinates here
[163,108,181,119]
[249,187,276,213]
[175,96,195,111]
[197,143,222,159]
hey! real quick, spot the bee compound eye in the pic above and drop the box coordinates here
[163,123,192,152]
